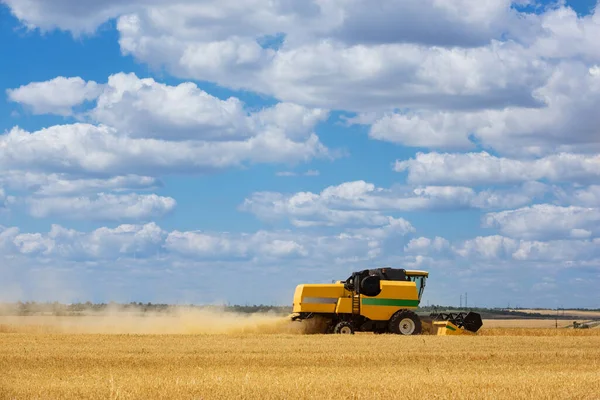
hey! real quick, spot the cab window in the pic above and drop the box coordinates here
[408,276,426,299]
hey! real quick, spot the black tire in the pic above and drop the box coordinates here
[333,321,355,334]
[360,275,381,297]
[388,310,422,335]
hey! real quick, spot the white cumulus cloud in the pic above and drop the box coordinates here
[376,62,600,155]
[0,171,160,196]
[395,151,600,186]
[482,204,600,240]
[241,180,547,227]
[0,218,414,264]
[3,0,534,46]
[7,76,102,116]
[26,193,176,221]
[107,2,558,112]
[0,123,328,176]
[553,185,600,208]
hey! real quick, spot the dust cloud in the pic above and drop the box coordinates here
[0,305,329,335]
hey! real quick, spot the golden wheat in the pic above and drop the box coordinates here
[1,314,599,400]
[516,309,600,318]
[481,319,599,329]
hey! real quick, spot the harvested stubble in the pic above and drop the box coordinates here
[1,321,599,399]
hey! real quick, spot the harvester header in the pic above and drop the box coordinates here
[290,267,482,335]
[427,312,483,335]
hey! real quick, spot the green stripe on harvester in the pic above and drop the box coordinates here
[446,325,456,331]
[361,298,420,307]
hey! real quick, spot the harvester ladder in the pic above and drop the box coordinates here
[352,292,360,315]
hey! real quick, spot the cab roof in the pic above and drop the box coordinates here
[404,270,429,277]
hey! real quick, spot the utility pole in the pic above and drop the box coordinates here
[460,294,462,308]
[465,292,468,308]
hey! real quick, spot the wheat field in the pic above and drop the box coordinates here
[480,318,600,328]
[517,309,600,318]
[1,313,600,399]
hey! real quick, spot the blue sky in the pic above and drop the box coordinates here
[1,0,600,309]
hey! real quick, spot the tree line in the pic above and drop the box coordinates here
[1,301,597,318]
[0,301,293,316]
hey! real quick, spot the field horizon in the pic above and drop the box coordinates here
[3,300,599,317]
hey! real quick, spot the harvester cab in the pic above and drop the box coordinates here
[290,267,482,335]
[343,268,426,298]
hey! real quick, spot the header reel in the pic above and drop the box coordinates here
[428,311,483,335]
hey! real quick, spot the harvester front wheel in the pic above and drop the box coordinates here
[333,321,355,334]
[388,310,422,335]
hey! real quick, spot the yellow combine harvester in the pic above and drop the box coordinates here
[290,267,482,335]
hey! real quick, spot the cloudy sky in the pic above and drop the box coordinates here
[1,0,600,309]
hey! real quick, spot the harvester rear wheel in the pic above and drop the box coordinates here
[333,321,355,334]
[388,310,422,335]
